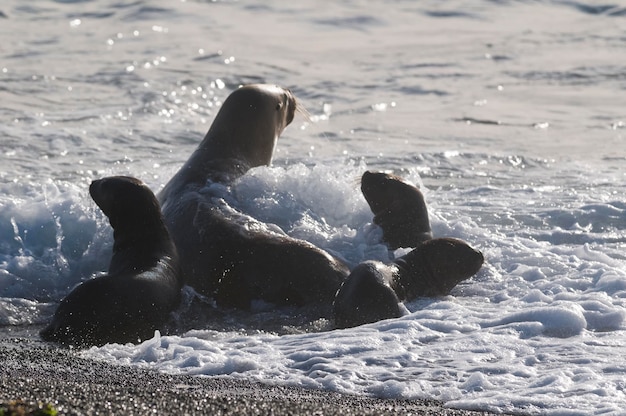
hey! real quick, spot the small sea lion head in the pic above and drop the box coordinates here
[89,176,161,231]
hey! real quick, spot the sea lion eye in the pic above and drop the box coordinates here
[275,102,283,111]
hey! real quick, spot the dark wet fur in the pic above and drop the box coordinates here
[40,177,182,347]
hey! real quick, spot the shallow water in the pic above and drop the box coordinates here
[1,0,626,414]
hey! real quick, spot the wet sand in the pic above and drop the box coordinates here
[0,327,517,416]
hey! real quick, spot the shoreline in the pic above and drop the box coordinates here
[0,328,518,416]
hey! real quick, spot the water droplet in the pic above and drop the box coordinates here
[372,103,387,111]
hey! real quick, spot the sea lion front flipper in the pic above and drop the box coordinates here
[360,171,432,250]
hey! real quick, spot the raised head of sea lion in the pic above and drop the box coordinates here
[361,171,432,250]
[159,84,297,209]
[40,176,182,347]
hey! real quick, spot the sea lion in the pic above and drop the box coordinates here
[40,176,182,347]
[333,237,484,329]
[361,171,432,249]
[360,171,484,297]
[158,84,482,327]
[158,84,348,313]
[334,171,484,328]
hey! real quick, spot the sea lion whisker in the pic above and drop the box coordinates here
[295,101,313,122]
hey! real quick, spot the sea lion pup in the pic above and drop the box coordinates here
[335,172,483,328]
[334,237,484,329]
[361,171,432,249]
[158,84,348,312]
[40,176,182,347]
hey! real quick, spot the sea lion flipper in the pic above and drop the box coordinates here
[360,171,432,250]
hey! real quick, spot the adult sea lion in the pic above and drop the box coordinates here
[159,84,297,198]
[361,171,432,249]
[158,84,348,313]
[40,176,182,347]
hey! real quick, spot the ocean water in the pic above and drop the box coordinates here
[1,0,626,414]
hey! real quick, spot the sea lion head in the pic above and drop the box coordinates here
[394,237,484,299]
[89,176,163,232]
[333,261,402,329]
[157,84,297,203]
[202,84,297,169]
[361,171,432,249]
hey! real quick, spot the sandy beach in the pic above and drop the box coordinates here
[0,326,515,416]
